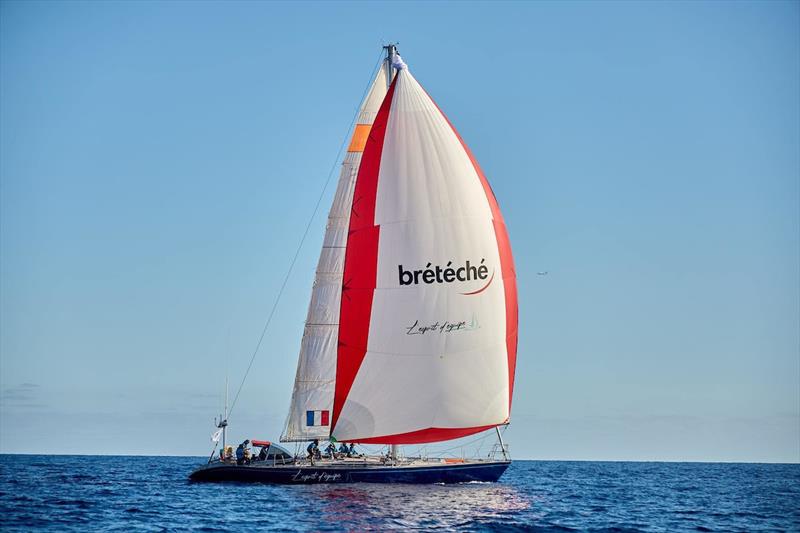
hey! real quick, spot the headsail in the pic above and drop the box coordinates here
[281,63,389,442]
[331,60,518,444]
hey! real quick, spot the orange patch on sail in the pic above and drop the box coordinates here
[347,123,372,152]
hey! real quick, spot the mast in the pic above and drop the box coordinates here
[383,43,398,89]
[383,41,398,466]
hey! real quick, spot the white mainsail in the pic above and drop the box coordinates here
[281,63,389,442]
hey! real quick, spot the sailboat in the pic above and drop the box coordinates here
[190,45,518,484]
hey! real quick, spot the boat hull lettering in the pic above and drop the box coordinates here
[189,461,510,484]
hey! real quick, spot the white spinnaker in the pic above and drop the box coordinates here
[332,69,510,442]
[281,63,388,442]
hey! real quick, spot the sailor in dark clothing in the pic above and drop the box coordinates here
[338,442,350,456]
[307,439,319,465]
[258,446,268,461]
[324,442,336,458]
[235,440,251,465]
[348,443,357,457]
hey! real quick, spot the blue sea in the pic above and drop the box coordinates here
[0,455,798,531]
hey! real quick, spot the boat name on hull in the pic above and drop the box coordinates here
[291,470,343,482]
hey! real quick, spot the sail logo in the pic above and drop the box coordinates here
[406,314,481,335]
[398,259,494,295]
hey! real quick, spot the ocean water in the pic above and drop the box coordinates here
[0,455,798,531]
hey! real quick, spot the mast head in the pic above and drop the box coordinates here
[383,42,399,58]
[383,43,406,72]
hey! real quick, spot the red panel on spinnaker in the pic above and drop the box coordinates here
[350,424,500,445]
[332,77,399,433]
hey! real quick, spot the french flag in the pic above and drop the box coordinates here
[306,410,329,427]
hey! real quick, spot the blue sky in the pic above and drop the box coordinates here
[1,0,798,462]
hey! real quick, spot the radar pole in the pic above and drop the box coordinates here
[222,376,228,453]
[216,376,228,460]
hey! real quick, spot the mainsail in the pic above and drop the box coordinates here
[281,63,389,442]
[283,51,517,445]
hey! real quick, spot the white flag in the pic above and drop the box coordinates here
[211,428,223,443]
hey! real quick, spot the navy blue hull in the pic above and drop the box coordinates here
[189,461,510,484]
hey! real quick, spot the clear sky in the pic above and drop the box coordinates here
[1,0,798,462]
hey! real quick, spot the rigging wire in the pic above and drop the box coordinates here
[225,49,387,422]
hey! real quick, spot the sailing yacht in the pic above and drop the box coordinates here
[190,45,518,484]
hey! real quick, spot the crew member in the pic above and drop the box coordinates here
[307,439,319,465]
[243,440,251,464]
[235,443,245,465]
[324,442,336,459]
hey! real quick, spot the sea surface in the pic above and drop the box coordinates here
[0,455,798,531]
